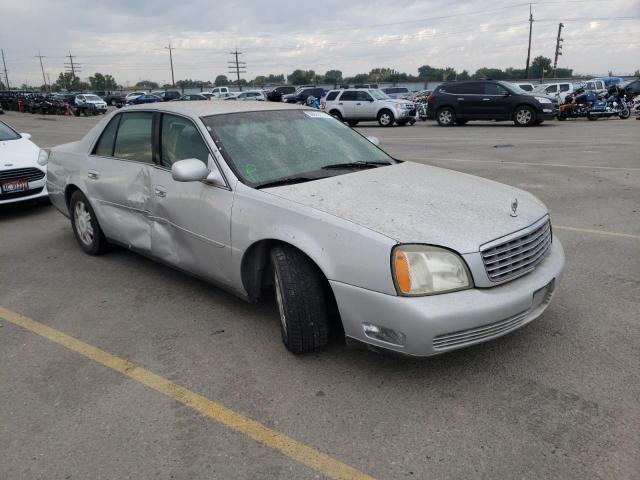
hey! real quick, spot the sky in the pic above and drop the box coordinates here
[0,0,638,87]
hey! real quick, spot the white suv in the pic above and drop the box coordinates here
[321,89,416,127]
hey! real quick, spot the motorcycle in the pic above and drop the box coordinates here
[587,85,630,120]
[557,88,594,120]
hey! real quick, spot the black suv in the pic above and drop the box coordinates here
[426,80,557,127]
[266,86,297,102]
[281,87,326,104]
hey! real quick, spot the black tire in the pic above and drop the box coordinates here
[557,113,567,121]
[347,120,359,127]
[270,244,329,354]
[513,105,536,127]
[329,110,343,122]
[436,107,455,126]
[69,191,108,255]
[587,113,597,121]
[619,108,630,120]
[377,109,394,127]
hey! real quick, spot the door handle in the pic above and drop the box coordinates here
[457,98,465,101]
[154,186,167,198]
[87,170,100,180]
[482,98,491,101]
[338,102,343,105]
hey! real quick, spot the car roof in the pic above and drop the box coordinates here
[122,100,306,116]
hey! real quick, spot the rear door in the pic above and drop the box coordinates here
[86,111,154,252]
[337,90,358,117]
[148,113,234,284]
[454,82,484,118]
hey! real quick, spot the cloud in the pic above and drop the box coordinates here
[0,0,638,85]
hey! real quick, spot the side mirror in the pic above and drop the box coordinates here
[366,136,380,146]
[171,159,209,182]
[20,133,32,140]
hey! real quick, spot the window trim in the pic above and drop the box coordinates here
[90,113,122,158]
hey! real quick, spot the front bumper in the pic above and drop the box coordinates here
[0,178,48,205]
[331,239,565,357]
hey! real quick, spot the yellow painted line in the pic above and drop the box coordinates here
[0,306,374,480]
[554,225,640,240]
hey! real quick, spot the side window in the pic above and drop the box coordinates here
[560,84,570,92]
[326,91,339,101]
[340,91,357,101]
[484,83,508,95]
[356,91,372,101]
[93,114,121,157]
[546,85,558,93]
[113,112,154,163]
[160,114,209,168]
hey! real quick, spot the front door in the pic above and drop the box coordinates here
[86,111,154,252]
[353,90,375,119]
[481,82,511,119]
[149,113,234,285]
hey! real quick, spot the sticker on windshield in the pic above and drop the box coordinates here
[303,111,331,119]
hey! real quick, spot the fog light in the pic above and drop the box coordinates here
[362,323,406,346]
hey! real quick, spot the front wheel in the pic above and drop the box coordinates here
[619,107,630,120]
[513,106,535,127]
[69,191,108,255]
[270,244,329,354]
[377,109,395,127]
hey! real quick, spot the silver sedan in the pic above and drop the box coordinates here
[46,102,565,356]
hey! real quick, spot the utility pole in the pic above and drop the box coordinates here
[165,43,175,87]
[35,49,48,92]
[524,3,534,79]
[1,48,9,89]
[552,23,564,78]
[64,51,81,90]
[228,48,246,91]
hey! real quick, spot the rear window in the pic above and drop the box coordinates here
[325,91,340,101]
[339,91,357,101]
[440,83,482,94]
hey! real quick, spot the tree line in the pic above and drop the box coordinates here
[13,56,637,92]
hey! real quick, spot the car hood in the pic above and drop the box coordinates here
[263,162,548,254]
[0,138,41,168]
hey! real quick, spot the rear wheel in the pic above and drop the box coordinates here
[513,106,535,127]
[587,112,598,121]
[69,191,108,255]
[436,107,455,126]
[329,110,343,122]
[270,244,329,354]
[377,109,395,127]
[347,120,359,127]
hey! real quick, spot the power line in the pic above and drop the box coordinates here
[165,43,176,87]
[228,48,246,91]
[64,51,80,80]
[35,49,49,92]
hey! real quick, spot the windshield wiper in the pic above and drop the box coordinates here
[321,161,391,170]
[255,176,320,189]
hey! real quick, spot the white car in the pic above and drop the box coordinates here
[76,94,108,113]
[0,120,48,205]
[205,86,230,97]
[224,91,266,101]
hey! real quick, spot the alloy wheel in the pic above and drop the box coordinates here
[74,201,94,246]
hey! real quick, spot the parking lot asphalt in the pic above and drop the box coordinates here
[1,109,639,479]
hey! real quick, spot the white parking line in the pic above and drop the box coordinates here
[554,225,640,240]
[426,158,640,171]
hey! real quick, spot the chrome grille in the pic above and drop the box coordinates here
[0,167,45,183]
[481,218,552,282]
[433,311,529,350]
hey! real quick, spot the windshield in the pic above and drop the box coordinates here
[202,110,394,187]
[84,95,102,101]
[369,89,389,100]
[0,121,21,141]
[500,82,527,95]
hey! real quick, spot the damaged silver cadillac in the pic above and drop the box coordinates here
[46,102,565,356]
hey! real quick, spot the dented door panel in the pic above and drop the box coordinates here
[149,167,234,285]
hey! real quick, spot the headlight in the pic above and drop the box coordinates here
[392,245,472,296]
[37,149,49,166]
[535,96,552,104]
